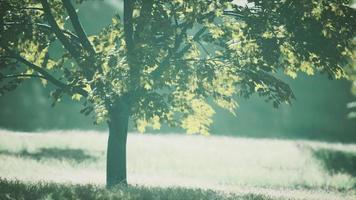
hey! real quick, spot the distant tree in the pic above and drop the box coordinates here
[0,0,355,186]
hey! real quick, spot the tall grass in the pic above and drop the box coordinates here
[0,178,277,200]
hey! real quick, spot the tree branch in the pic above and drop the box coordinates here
[1,74,45,79]
[223,8,259,20]
[177,27,207,56]
[40,0,96,80]
[61,0,96,55]
[171,57,221,63]
[7,51,66,88]
[40,0,82,62]
[150,10,216,80]
[3,22,81,43]
[124,0,135,53]
[223,10,246,19]
[196,40,211,57]
[5,48,87,97]
[123,0,138,94]
[18,7,44,11]
[134,0,153,41]
[152,27,207,79]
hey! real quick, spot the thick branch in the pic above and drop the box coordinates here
[1,74,45,79]
[124,0,134,53]
[124,0,138,93]
[40,0,82,61]
[176,27,207,57]
[223,10,247,19]
[196,40,211,56]
[18,7,44,11]
[223,7,260,20]
[36,23,80,43]
[5,48,87,96]
[7,51,66,88]
[171,57,221,63]
[41,0,96,80]
[61,0,96,55]
[134,0,153,41]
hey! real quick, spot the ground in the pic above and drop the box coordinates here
[0,130,355,200]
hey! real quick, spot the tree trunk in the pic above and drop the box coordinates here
[106,101,130,187]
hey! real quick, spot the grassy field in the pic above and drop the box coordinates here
[0,129,355,200]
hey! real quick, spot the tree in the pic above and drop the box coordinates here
[1,0,355,186]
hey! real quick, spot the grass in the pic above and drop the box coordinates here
[0,129,355,200]
[0,179,276,200]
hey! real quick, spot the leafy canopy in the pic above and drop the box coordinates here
[0,0,355,134]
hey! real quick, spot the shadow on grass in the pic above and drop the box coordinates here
[0,178,276,200]
[311,148,356,177]
[0,147,97,163]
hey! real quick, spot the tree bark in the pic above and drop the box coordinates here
[106,100,130,187]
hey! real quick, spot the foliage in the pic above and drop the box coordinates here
[0,0,355,134]
[345,34,356,118]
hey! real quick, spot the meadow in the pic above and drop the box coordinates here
[0,129,355,200]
